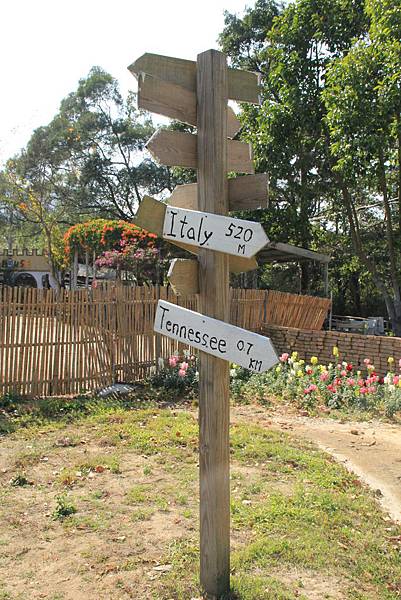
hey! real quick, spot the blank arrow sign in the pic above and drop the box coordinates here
[163,206,269,258]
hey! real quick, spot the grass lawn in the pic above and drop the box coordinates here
[0,396,401,599]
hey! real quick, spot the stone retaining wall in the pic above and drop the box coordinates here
[261,324,401,375]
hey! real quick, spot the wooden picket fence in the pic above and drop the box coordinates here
[265,290,331,331]
[0,285,330,397]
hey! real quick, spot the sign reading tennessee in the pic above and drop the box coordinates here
[154,300,278,373]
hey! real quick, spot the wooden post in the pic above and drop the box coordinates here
[197,49,230,598]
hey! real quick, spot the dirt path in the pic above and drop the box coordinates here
[234,404,401,523]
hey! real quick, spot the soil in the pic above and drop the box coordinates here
[1,403,401,599]
[234,403,401,523]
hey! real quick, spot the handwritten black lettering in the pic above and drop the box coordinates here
[180,215,188,238]
[218,339,227,354]
[187,227,196,240]
[249,358,262,372]
[200,228,213,246]
[167,211,178,237]
[210,336,218,350]
[246,342,254,355]
[159,305,170,328]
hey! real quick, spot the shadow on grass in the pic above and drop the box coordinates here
[0,385,195,436]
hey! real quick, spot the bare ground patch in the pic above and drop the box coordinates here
[0,404,400,599]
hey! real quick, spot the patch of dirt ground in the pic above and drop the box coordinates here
[235,403,401,523]
[1,405,401,599]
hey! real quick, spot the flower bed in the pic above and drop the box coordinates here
[149,348,401,418]
[234,347,401,416]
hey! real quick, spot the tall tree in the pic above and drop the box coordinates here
[57,67,176,219]
[219,0,367,293]
[324,0,401,333]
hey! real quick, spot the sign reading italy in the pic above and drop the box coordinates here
[154,300,278,373]
[163,206,269,258]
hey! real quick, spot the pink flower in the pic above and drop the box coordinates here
[280,353,289,362]
[306,368,312,375]
[394,376,399,385]
[367,386,376,394]
[320,372,329,382]
[180,362,189,371]
[340,370,347,377]
[357,379,364,387]
[399,358,401,369]
[360,386,368,394]
[309,384,317,392]
[178,369,186,377]
[169,356,178,367]
[347,378,355,386]
[364,358,370,365]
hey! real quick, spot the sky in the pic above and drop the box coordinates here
[0,0,250,166]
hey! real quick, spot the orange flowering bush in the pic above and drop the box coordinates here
[63,219,165,282]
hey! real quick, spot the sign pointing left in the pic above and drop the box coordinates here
[138,73,241,138]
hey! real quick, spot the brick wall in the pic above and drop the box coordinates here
[261,324,401,375]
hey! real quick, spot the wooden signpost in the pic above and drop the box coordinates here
[137,72,241,138]
[169,174,269,212]
[129,49,277,599]
[134,195,259,274]
[167,258,199,295]
[146,129,255,173]
[155,300,277,372]
[163,205,269,257]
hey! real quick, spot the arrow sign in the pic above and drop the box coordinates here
[138,73,241,138]
[168,258,199,296]
[133,196,259,273]
[169,174,269,212]
[147,129,254,173]
[129,53,261,104]
[154,300,278,373]
[164,205,269,258]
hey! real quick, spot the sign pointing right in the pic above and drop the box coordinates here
[163,205,269,258]
[154,300,278,373]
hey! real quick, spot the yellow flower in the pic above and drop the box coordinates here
[319,365,327,373]
[332,346,339,357]
[298,360,305,366]
[296,370,303,377]
[310,356,318,365]
[354,389,360,397]
[275,366,281,373]
[291,351,298,360]
[388,356,394,364]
